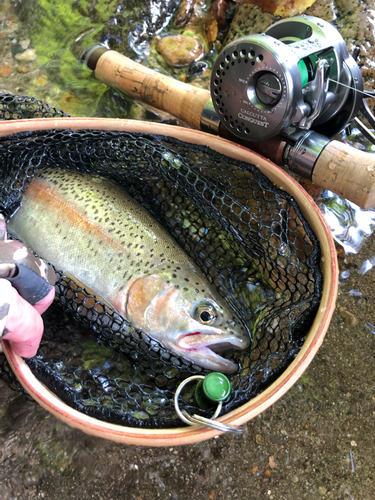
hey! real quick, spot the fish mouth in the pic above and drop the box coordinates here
[176,330,246,374]
[178,331,247,351]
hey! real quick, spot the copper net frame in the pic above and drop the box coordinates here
[0,113,337,446]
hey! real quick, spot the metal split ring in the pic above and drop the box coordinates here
[174,375,245,434]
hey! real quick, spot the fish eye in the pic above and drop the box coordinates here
[193,303,218,325]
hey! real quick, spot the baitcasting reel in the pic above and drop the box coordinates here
[211,15,364,141]
[208,15,375,178]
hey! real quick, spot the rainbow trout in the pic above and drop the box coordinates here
[8,168,250,373]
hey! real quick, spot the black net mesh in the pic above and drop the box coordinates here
[0,93,70,120]
[0,93,322,428]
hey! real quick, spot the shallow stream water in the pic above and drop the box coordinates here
[0,1,374,499]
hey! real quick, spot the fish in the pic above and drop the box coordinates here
[8,168,250,373]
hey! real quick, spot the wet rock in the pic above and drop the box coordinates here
[223,4,274,47]
[258,337,269,352]
[19,39,30,50]
[173,0,196,27]
[335,243,346,259]
[22,469,43,488]
[36,76,47,85]
[212,0,234,31]
[59,91,85,115]
[16,64,29,73]
[11,42,24,57]
[337,305,358,326]
[304,0,337,23]
[0,64,13,77]
[100,0,179,56]
[269,455,276,468]
[14,48,36,62]
[156,34,204,67]
[235,0,316,17]
[186,60,210,82]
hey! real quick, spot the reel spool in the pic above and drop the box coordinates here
[211,15,363,142]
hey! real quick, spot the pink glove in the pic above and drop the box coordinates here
[0,279,55,357]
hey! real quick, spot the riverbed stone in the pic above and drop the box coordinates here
[236,0,316,16]
[0,64,13,77]
[156,34,204,67]
[14,48,36,62]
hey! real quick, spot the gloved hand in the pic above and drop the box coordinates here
[0,279,55,357]
[0,213,56,356]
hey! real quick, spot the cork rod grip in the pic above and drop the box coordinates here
[94,51,210,130]
[312,140,375,209]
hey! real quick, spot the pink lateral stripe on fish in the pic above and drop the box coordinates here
[9,168,250,373]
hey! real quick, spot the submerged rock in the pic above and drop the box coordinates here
[223,4,275,46]
[156,34,204,66]
[14,47,36,62]
[101,0,180,56]
[337,305,358,326]
[173,0,196,27]
[233,0,316,17]
[0,64,13,77]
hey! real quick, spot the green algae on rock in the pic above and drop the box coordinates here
[13,0,180,117]
[14,0,118,116]
[156,34,205,67]
[223,4,275,47]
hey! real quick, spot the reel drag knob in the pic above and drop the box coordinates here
[255,72,282,106]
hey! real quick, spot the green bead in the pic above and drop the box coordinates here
[194,380,214,410]
[202,372,232,402]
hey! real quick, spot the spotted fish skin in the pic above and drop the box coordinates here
[9,168,250,373]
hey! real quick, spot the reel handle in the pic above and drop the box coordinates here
[312,140,375,210]
[84,47,211,130]
[82,47,375,210]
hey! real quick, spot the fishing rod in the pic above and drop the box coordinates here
[81,15,375,210]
